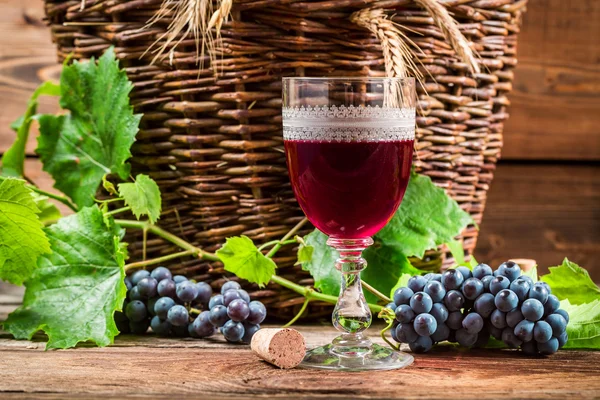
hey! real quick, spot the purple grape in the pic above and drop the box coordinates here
[430,303,448,324]
[473,263,493,279]
[173,275,188,284]
[386,302,397,311]
[514,319,534,342]
[522,298,544,321]
[529,283,549,304]
[154,297,176,319]
[209,294,224,309]
[545,313,567,336]
[409,336,433,353]
[150,266,172,282]
[462,278,484,300]
[157,279,176,298]
[222,320,245,342]
[431,323,450,343]
[474,293,496,318]
[192,311,216,338]
[176,281,198,303]
[489,275,510,295]
[441,269,464,291]
[126,300,147,322]
[510,278,531,302]
[209,304,229,327]
[544,295,560,317]
[223,289,243,306]
[481,275,494,291]
[533,321,553,343]
[167,305,189,326]
[227,298,250,322]
[395,304,415,323]
[462,312,484,335]
[507,309,525,328]
[147,297,158,316]
[456,328,478,347]
[407,276,427,293]
[488,323,503,341]
[424,280,446,303]
[237,289,251,304]
[557,331,568,348]
[498,261,521,282]
[456,266,472,280]
[518,275,534,286]
[537,337,559,355]
[490,309,507,329]
[131,270,150,285]
[150,316,172,335]
[494,289,519,312]
[393,287,414,306]
[396,323,418,343]
[413,313,437,337]
[444,290,465,312]
[195,282,213,304]
[247,301,267,325]
[128,285,143,301]
[447,311,464,330]
[410,292,433,314]
[555,308,569,324]
[241,322,260,344]
[502,327,523,348]
[124,277,133,291]
[221,280,241,294]
[137,277,158,298]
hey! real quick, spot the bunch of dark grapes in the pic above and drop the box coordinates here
[115,267,266,344]
[388,261,569,355]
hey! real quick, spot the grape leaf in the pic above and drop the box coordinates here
[2,206,127,349]
[31,192,61,225]
[560,299,600,349]
[301,230,421,303]
[118,174,162,224]
[1,81,60,178]
[541,258,600,305]
[377,172,473,259]
[295,241,314,266]
[0,178,51,285]
[36,47,141,208]
[216,236,276,288]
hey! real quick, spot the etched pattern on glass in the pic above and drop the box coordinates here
[282,105,415,142]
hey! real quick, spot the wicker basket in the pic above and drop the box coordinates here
[43,0,527,319]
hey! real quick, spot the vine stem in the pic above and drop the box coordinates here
[266,218,308,258]
[124,249,198,272]
[26,184,78,212]
[283,296,311,328]
[106,206,131,217]
[362,280,392,304]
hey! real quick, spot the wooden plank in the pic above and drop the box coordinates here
[0,329,598,399]
[502,0,600,160]
[476,163,600,280]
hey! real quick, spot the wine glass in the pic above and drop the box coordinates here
[282,77,416,371]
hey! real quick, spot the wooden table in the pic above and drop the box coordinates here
[1,287,599,399]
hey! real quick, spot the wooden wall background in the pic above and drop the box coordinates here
[0,0,598,279]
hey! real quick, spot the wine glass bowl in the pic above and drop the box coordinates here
[283,77,416,371]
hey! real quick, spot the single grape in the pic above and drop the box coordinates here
[509,278,531,303]
[498,261,521,282]
[429,273,442,282]
[192,311,216,338]
[430,303,449,324]
[431,323,450,343]
[407,276,427,293]
[386,302,397,311]
[413,313,437,337]
[237,289,251,304]
[129,319,150,334]
[173,275,188,284]
[209,294,224,309]
[227,298,250,322]
[396,323,418,344]
[490,309,507,329]
[487,322,503,341]
[555,308,570,324]
[545,314,567,336]
[529,282,549,304]
[462,312,484,335]
[150,316,172,335]
[522,298,544,321]
[188,323,200,338]
[557,331,568,349]
[409,336,433,353]
[391,322,400,342]
[154,297,176,319]
[514,320,534,342]
[424,280,446,303]
[150,266,172,282]
[456,328,478,347]
[147,297,158,316]
[209,304,229,327]
[441,269,464,291]
[241,322,260,344]
[444,290,465,312]
[481,275,494,291]
[223,289,243,306]
[494,289,518,312]
[131,270,150,286]
[128,286,144,301]
[222,320,245,342]
[506,309,525,328]
[195,282,213,305]
[538,281,552,293]
[157,279,176,298]
[124,277,133,291]
[456,266,472,280]
[395,304,415,324]
[447,311,464,330]
[167,305,189,326]
[537,337,559,355]
[176,281,199,303]
[533,321,553,343]
[393,287,414,306]
[521,340,538,355]
[543,294,560,317]
[247,301,267,325]
[474,293,496,318]
[493,270,500,277]
[473,263,493,279]
[410,292,433,314]
[126,300,147,322]
[489,276,510,295]
[518,275,534,286]
[137,277,158,298]
[221,280,241,294]
[462,278,484,300]
[501,327,523,348]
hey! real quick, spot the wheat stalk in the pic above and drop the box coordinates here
[414,0,480,74]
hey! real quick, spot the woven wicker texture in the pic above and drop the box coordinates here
[43,0,527,319]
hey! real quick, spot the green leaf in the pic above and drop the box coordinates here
[295,242,314,266]
[1,81,60,177]
[389,273,414,299]
[102,175,118,196]
[541,258,600,305]
[118,174,162,224]
[301,230,340,296]
[469,255,479,269]
[560,299,600,349]
[446,239,469,268]
[36,47,141,208]
[31,192,61,225]
[0,178,51,285]
[377,172,473,258]
[216,236,276,288]
[2,206,127,349]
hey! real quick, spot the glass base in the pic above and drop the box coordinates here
[300,343,414,371]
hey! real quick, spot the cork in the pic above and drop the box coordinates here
[250,328,306,369]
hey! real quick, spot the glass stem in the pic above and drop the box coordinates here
[327,237,374,356]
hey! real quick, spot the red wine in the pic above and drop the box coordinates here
[284,139,414,238]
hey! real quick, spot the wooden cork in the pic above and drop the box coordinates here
[251,328,306,369]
